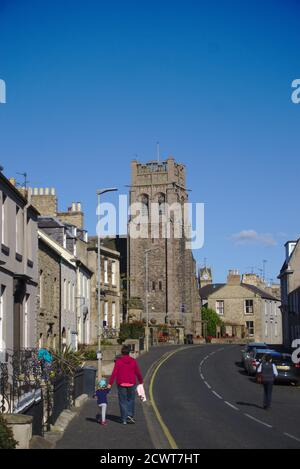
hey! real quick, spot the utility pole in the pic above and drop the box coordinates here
[145,247,159,352]
[96,187,118,380]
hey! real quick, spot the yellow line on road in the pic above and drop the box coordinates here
[149,347,195,450]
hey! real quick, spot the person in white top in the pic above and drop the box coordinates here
[257,355,278,410]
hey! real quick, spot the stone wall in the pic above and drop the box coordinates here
[207,284,282,343]
[37,239,60,350]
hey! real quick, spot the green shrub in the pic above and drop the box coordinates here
[101,340,113,346]
[119,321,145,343]
[0,414,17,449]
[201,307,223,338]
[82,350,97,360]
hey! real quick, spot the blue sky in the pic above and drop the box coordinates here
[0,0,300,283]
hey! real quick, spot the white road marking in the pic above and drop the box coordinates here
[212,391,223,400]
[225,401,239,411]
[244,414,272,429]
[284,433,300,443]
[198,346,300,443]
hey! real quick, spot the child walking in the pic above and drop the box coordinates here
[94,378,110,425]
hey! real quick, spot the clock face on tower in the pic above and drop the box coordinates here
[202,273,209,280]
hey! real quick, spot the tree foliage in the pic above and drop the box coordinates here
[119,321,145,343]
[201,307,223,338]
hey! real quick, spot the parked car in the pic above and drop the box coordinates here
[241,343,268,367]
[256,353,300,385]
[244,348,281,376]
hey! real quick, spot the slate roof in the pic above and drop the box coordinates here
[199,282,279,302]
[199,283,225,299]
[241,283,279,301]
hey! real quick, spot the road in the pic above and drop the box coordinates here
[152,344,300,449]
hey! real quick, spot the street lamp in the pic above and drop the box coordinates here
[145,247,159,352]
[96,187,118,381]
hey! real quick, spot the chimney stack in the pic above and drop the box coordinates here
[227,269,241,285]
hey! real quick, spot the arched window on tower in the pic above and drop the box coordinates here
[157,193,166,215]
[139,194,149,217]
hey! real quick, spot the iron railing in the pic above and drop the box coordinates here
[0,348,94,435]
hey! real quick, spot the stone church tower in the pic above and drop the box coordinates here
[128,157,201,337]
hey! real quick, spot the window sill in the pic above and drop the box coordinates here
[1,244,9,256]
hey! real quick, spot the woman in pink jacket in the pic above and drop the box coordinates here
[108,344,143,425]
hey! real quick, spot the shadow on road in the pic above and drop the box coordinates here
[86,414,122,424]
[236,401,263,410]
[235,361,244,369]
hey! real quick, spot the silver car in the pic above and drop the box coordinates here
[244,348,280,376]
[241,343,267,368]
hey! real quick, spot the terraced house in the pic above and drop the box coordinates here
[0,170,39,358]
[23,187,93,351]
[278,240,300,347]
[87,237,121,343]
[199,269,282,344]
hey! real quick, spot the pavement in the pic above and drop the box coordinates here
[55,345,182,449]
[152,344,300,449]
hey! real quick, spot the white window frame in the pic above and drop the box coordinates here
[104,301,108,327]
[24,294,29,348]
[104,259,108,284]
[244,299,254,315]
[27,215,32,261]
[112,302,116,329]
[111,261,116,287]
[246,321,254,337]
[0,285,5,351]
[216,300,224,316]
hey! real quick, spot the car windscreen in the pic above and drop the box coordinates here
[272,355,293,364]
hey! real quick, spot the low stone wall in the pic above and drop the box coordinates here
[210,338,248,345]
[193,338,206,345]
[84,340,142,377]
[3,414,33,449]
